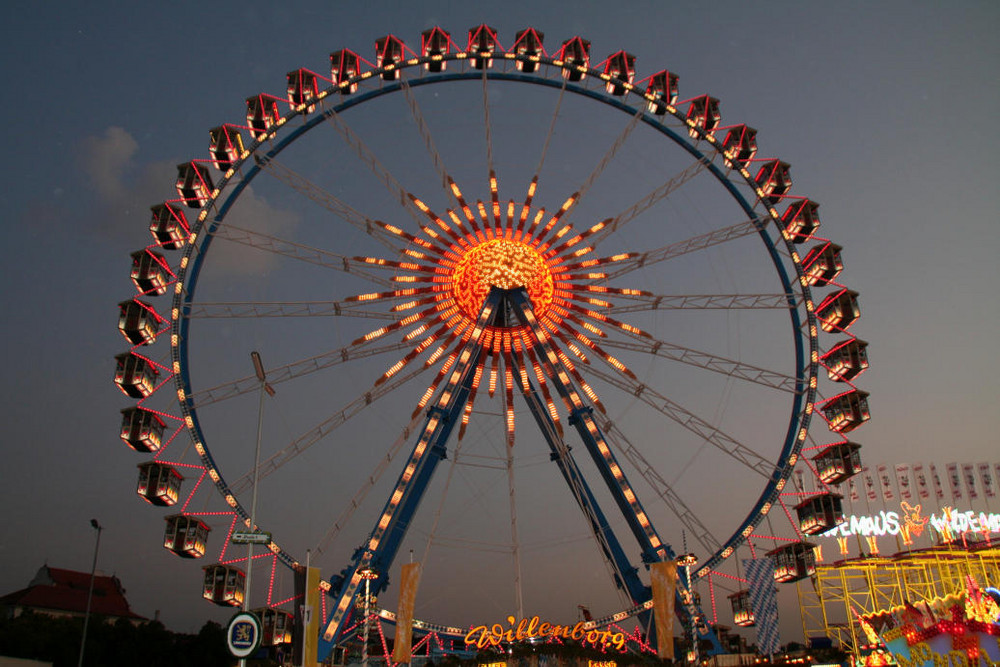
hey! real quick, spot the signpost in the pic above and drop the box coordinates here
[227,611,262,659]
[232,531,272,545]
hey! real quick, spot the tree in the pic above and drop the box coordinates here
[0,612,235,667]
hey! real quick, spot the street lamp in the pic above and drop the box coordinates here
[78,519,102,667]
[677,553,699,664]
[242,351,274,667]
[358,568,378,667]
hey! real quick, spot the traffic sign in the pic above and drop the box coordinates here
[232,531,271,545]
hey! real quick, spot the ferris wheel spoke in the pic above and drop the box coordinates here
[481,67,496,179]
[229,360,431,495]
[186,300,400,321]
[599,336,801,393]
[518,76,567,216]
[598,415,723,558]
[598,216,766,282]
[605,292,799,313]
[321,109,429,232]
[586,156,714,249]
[580,363,777,479]
[571,106,645,214]
[187,339,413,408]
[254,155,405,254]
[398,74,453,196]
[210,223,394,287]
[521,108,647,252]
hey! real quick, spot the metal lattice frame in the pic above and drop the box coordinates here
[798,545,1000,655]
[113,25,869,662]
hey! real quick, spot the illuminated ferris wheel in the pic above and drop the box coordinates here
[115,25,870,660]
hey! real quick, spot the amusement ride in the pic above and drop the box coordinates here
[114,24,869,663]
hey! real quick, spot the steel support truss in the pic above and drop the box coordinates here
[318,287,723,659]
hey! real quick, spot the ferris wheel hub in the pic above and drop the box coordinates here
[451,237,555,322]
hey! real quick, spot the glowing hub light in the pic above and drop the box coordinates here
[450,238,555,321]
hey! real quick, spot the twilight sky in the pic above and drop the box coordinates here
[0,0,997,647]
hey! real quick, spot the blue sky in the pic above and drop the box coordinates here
[0,0,997,646]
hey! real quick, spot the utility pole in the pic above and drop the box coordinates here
[78,519,103,667]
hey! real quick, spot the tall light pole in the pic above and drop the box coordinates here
[359,568,378,667]
[677,552,699,664]
[78,519,102,667]
[242,351,274,667]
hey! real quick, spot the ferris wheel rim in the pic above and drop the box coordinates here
[153,45,822,632]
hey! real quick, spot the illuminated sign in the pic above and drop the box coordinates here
[863,578,1000,667]
[226,611,261,658]
[819,504,1000,541]
[465,615,626,651]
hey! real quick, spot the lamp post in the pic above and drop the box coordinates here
[677,552,699,664]
[78,519,102,667]
[358,568,378,667]
[242,351,274,667]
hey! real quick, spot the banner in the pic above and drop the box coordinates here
[929,463,945,500]
[894,464,913,501]
[650,561,677,659]
[962,463,979,500]
[946,462,963,501]
[864,468,878,502]
[743,558,781,656]
[983,463,998,499]
[913,464,930,500]
[393,562,422,663]
[295,565,320,667]
[877,464,895,503]
[848,476,860,503]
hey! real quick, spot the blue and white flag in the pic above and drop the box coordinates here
[743,558,781,656]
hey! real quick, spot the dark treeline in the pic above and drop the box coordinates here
[0,611,235,667]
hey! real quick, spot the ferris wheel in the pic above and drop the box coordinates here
[115,25,870,661]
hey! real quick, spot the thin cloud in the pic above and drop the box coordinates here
[79,126,299,276]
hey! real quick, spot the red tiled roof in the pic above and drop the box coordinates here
[0,566,145,620]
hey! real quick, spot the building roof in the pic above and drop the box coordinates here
[0,565,145,620]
